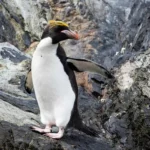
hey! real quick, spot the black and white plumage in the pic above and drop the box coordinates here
[27,20,113,139]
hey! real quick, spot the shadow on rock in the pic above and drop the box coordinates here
[0,121,113,150]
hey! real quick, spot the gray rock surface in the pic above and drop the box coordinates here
[1,0,150,149]
[74,0,150,69]
[0,0,52,50]
[77,0,150,149]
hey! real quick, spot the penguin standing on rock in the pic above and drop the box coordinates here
[29,20,113,139]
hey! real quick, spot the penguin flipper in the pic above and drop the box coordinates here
[68,102,100,137]
[67,58,113,79]
[24,70,33,94]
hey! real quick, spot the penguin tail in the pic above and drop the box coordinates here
[69,101,100,137]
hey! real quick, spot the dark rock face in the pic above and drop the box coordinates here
[74,0,150,149]
[79,0,150,69]
[0,121,113,150]
[0,0,52,50]
[0,12,16,44]
[1,47,27,63]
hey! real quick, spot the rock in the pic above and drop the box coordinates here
[0,0,52,50]
[0,43,30,94]
[0,120,112,150]
[99,49,150,149]
[76,0,150,70]
[59,0,68,4]
[1,0,150,149]
[25,42,39,56]
[0,42,38,113]
[0,100,39,126]
[71,1,150,149]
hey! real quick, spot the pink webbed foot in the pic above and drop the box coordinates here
[44,127,64,139]
[31,125,51,134]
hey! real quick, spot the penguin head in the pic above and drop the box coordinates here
[41,20,79,44]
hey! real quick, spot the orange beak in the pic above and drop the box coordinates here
[61,30,79,40]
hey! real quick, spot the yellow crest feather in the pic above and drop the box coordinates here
[48,20,69,28]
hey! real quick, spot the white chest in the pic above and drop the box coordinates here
[32,37,75,98]
[31,38,75,125]
[32,50,72,95]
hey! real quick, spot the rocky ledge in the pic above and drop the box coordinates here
[0,0,150,150]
